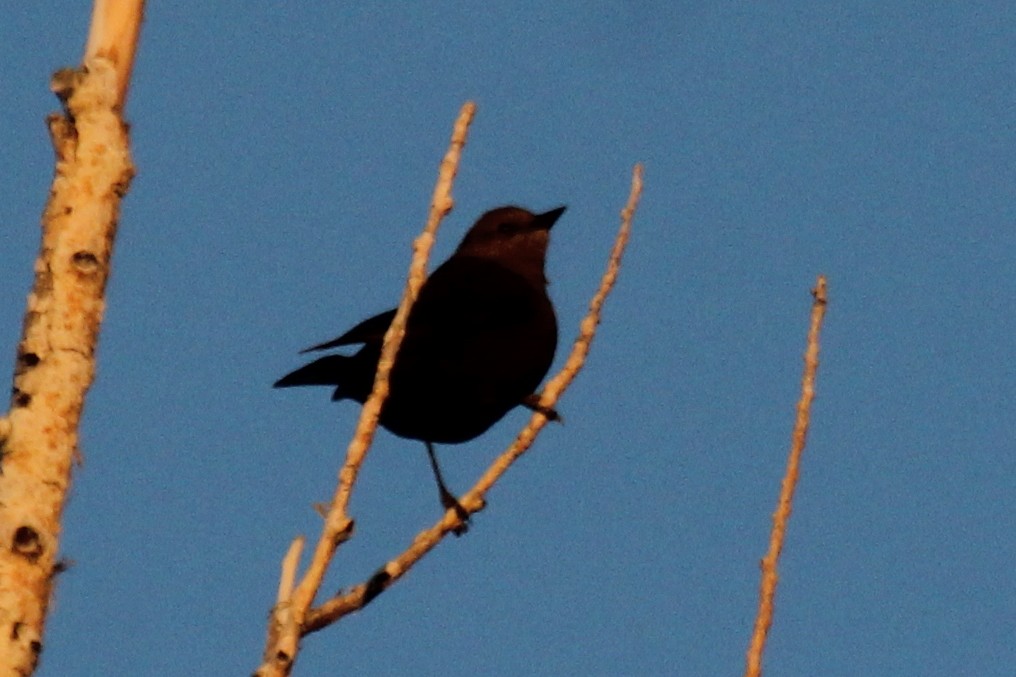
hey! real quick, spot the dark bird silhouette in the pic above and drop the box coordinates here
[275,205,565,525]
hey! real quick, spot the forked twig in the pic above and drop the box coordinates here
[256,102,476,677]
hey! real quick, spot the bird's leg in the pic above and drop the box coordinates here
[522,394,562,422]
[426,442,469,535]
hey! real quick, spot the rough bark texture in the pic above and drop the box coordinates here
[0,59,134,675]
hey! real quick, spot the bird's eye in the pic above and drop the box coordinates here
[497,221,520,234]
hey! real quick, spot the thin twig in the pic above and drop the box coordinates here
[255,102,476,677]
[304,163,644,631]
[277,538,304,604]
[744,275,828,677]
[262,537,305,662]
[331,102,476,528]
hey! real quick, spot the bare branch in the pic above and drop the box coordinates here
[744,275,829,677]
[83,0,146,109]
[278,538,305,604]
[256,102,477,677]
[0,3,142,672]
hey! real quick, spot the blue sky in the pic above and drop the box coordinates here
[2,3,1014,676]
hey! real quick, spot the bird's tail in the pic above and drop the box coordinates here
[274,354,351,389]
[274,352,374,403]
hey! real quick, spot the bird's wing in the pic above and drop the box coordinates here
[412,257,539,331]
[299,308,397,353]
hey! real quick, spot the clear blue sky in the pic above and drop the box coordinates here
[2,3,1014,676]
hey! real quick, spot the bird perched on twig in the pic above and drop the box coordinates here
[275,205,565,528]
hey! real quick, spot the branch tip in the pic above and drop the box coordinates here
[744,276,828,677]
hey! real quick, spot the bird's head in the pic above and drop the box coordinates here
[454,205,566,283]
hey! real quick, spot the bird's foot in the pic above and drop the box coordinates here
[440,489,471,536]
[522,394,562,423]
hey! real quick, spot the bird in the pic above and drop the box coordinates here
[275,205,565,527]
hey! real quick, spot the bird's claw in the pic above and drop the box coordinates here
[440,490,471,536]
[522,394,562,423]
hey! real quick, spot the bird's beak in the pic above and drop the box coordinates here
[534,206,567,231]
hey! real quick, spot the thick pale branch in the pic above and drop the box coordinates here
[0,3,142,670]
[744,275,828,677]
[83,0,146,108]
